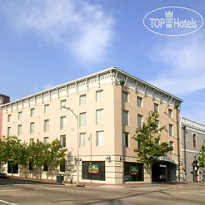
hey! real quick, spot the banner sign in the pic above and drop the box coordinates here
[88,164,99,174]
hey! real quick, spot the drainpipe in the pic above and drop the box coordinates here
[120,80,125,183]
[182,126,187,181]
[175,104,180,182]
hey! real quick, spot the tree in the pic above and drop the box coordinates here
[133,111,173,182]
[0,136,29,174]
[198,141,205,167]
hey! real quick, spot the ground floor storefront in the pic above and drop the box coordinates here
[2,155,179,184]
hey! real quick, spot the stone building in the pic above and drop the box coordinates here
[1,67,182,184]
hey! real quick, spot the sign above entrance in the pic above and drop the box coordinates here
[157,156,177,165]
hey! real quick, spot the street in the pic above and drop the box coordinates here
[0,178,205,205]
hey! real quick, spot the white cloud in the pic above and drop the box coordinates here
[1,0,115,64]
[148,35,205,95]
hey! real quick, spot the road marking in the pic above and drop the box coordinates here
[0,200,18,205]
[0,189,22,192]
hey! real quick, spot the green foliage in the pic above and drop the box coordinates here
[133,111,173,166]
[198,141,205,167]
[0,136,67,171]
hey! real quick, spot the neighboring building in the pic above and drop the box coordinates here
[0,94,10,140]
[181,117,205,182]
[1,67,182,184]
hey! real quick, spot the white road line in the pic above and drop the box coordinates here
[0,199,18,205]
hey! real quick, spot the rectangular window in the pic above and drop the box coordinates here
[80,95,86,105]
[60,116,66,130]
[30,122,34,134]
[137,114,143,128]
[122,92,128,103]
[60,135,66,148]
[123,132,129,147]
[96,90,103,102]
[169,141,173,153]
[60,160,65,172]
[193,134,197,148]
[154,103,159,112]
[29,161,33,171]
[44,120,49,132]
[60,100,66,109]
[44,104,49,114]
[169,124,173,136]
[96,109,103,125]
[137,97,142,107]
[7,114,11,122]
[30,108,35,117]
[123,110,128,126]
[44,137,49,144]
[80,112,86,127]
[7,127,11,137]
[43,164,48,171]
[30,138,34,145]
[156,120,159,132]
[168,109,172,118]
[18,125,22,136]
[97,131,104,146]
[80,133,86,147]
[18,111,22,120]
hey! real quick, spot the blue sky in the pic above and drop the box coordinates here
[0,0,205,124]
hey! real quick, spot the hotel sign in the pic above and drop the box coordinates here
[88,164,99,174]
[158,156,177,165]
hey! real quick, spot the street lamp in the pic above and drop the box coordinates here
[63,106,79,186]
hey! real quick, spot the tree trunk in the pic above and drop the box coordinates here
[150,165,153,183]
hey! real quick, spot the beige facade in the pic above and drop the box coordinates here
[1,67,182,184]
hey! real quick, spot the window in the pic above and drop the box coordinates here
[137,114,143,128]
[44,104,49,114]
[80,95,86,105]
[30,138,34,145]
[137,97,142,107]
[138,141,141,149]
[18,111,22,120]
[60,116,66,130]
[96,90,103,102]
[18,125,22,136]
[7,127,11,137]
[123,132,129,147]
[168,109,172,118]
[30,122,34,134]
[29,161,33,171]
[44,120,49,132]
[169,124,173,136]
[43,164,48,171]
[80,133,86,147]
[30,108,35,117]
[60,135,66,148]
[79,112,86,127]
[155,120,159,132]
[123,110,128,126]
[123,92,128,103]
[7,114,11,122]
[154,103,159,112]
[60,100,66,109]
[96,131,104,146]
[96,109,103,125]
[44,137,49,144]
[193,134,197,148]
[60,160,65,172]
[169,141,173,153]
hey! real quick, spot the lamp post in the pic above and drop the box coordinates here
[63,106,79,185]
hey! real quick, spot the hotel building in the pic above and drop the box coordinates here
[1,67,182,184]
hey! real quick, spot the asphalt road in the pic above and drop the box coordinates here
[0,178,205,205]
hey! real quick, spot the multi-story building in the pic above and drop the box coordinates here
[1,67,182,184]
[0,94,10,140]
[181,117,205,182]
